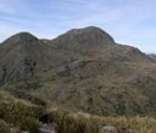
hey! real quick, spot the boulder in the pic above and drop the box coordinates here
[99,125,118,133]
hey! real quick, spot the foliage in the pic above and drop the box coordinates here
[0,91,42,133]
[0,120,9,133]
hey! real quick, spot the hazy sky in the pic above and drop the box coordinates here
[0,0,155,53]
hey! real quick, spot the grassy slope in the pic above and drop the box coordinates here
[0,89,156,133]
[3,56,156,117]
[0,90,43,132]
[25,56,156,116]
[1,27,156,132]
[44,107,156,133]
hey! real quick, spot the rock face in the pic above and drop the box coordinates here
[1,26,156,116]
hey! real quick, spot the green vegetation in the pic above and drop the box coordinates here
[0,120,9,133]
[0,91,42,132]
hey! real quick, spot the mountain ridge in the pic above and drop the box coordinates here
[0,26,156,116]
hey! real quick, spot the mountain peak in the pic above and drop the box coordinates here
[52,26,115,52]
[3,32,38,45]
[14,32,36,38]
[66,26,114,42]
[67,26,105,33]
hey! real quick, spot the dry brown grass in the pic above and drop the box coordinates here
[0,91,43,133]
[47,108,156,133]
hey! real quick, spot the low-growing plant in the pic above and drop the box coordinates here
[0,120,10,133]
[0,97,42,133]
[46,108,156,133]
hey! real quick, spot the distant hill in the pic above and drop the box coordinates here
[0,26,156,116]
[148,54,156,61]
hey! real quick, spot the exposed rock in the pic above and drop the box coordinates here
[39,123,56,133]
[99,125,118,133]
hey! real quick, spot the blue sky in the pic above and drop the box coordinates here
[0,0,156,53]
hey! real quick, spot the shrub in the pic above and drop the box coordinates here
[0,100,42,132]
[0,120,10,133]
[19,117,40,133]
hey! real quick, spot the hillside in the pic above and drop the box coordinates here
[0,26,156,118]
[148,54,156,62]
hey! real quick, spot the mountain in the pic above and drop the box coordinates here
[0,26,156,116]
[148,54,156,61]
[0,32,54,84]
[51,26,114,53]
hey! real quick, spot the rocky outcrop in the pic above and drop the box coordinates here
[39,124,56,133]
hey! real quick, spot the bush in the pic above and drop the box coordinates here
[19,117,40,133]
[0,120,10,133]
[47,110,99,133]
[0,100,42,132]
